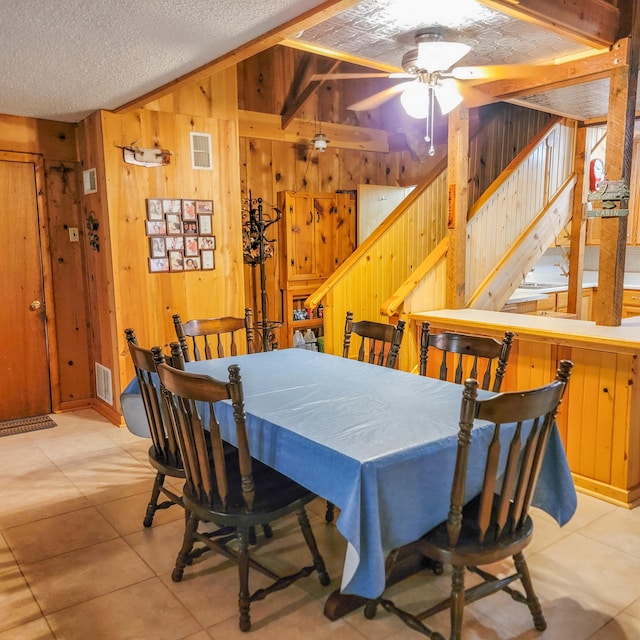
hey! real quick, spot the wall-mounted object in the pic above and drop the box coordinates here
[586,179,629,218]
[190,132,212,169]
[83,168,97,194]
[589,158,604,192]
[122,146,171,167]
[145,198,215,272]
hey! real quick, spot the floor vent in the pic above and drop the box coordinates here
[95,362,113,405]
[190,132,213,170]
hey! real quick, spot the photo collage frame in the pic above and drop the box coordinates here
[146,198,216,273]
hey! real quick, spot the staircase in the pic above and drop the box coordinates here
[307,114,577,371]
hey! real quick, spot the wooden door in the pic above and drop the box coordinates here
[0,158,51,420]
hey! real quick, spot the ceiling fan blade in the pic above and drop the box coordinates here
[451,64,551,81]
[347,82,415,111]
[310,72,393,81]
[448,79,493,108]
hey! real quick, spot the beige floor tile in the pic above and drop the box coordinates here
[4,506,119,564]
[22,537,154,614]
[529,532,640,611]
[0,462,90,529]
[160,555,269,629]
[46,578,202,640]
[125,519,186,575]
[0,531,18,576]
[0,568,43,634]
[0,440,55,472]
[36,430,125,463]
[578,503,640,560]
[56,448,155,505]
[587,612,640,639]
[205,583,367,639]
[0,617,55,640]
[97,487,184,536]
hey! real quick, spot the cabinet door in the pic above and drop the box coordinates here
[335,193,356,267]
[313,195,337,276]
[285,193,316,279]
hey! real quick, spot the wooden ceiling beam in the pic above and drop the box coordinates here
[478,0,620,48]
[238,109,389,152]
[114,0,361,113]
[472,39,628,104]
[281,59,341,130]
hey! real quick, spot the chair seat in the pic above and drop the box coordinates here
[183,455,316,527]
[415,494,534,567]
[148,443,184,477]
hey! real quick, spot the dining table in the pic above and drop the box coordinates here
[121,348,577,617]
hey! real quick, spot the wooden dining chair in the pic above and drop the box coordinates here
[156,360,330,632]
[342,311,406,368]
[420,321,514,392]
[324,311,406,524]
[172,307,254,362]
[370,359,574,640]
[125,329,186,527]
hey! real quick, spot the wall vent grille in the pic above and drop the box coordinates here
[190,132,213,170]
[95,362,113,405]
[83,168,97,194]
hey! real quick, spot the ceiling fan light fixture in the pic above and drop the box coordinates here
[399,82,430,119]
[415,32,471,73]
[434,80,464,115]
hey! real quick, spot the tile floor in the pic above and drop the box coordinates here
[2,408,640,639]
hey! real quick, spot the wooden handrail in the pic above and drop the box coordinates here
[468,116,562,220]
[380,237,449,316]
[305,157,448,309]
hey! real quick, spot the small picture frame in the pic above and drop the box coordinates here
[196,200,213,214]
[183,219,198,235]
[149,236,167,258]
[198,236,215,250]
[168,250,184,271]
[182,200,196,220]
[146,199,163,220]
[201,249,215,270]
[165,236,184,251]
[163,199,182,214]
[166,214,182,235]
[185,256,201,270]
[149,257,169,273]
[184,236,199,256]
[198,214,212,235]
[146,219,166,235]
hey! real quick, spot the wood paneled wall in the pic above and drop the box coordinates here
[76,67,245,421]
[0,113,92,411]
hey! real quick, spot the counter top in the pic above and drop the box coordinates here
[506,271,640,304]
[410,309,640,354]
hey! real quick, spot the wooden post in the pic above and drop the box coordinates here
[594,30,639,325]
[567,126,587,318]
[446,106,469,309]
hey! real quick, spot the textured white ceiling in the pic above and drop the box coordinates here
[0,0,328,122]
[0,0,625,125]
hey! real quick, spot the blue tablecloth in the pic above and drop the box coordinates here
[121,348,577,598]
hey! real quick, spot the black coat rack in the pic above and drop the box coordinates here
[242,192,281,351]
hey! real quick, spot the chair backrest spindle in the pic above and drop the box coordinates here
[342,310,405,368]
[420,322,514,391]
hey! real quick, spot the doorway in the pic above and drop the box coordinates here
[0,156,52,420]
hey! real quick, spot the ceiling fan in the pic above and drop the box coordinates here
[311,30,547,155]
